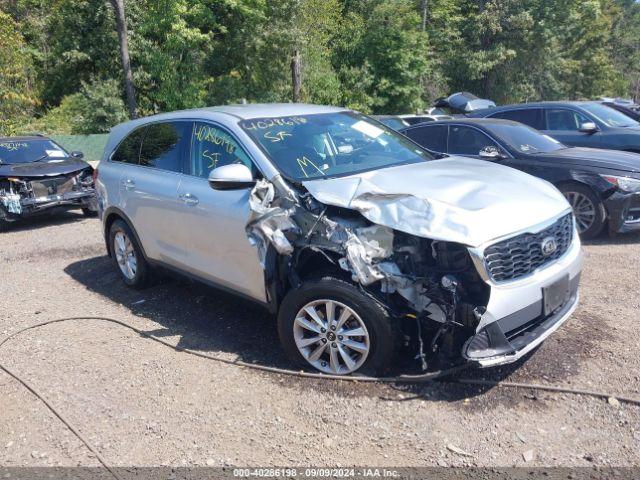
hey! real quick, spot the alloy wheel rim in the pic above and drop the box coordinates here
[564,192,596,233]
[114,231,137,280]
[293,299,370,375]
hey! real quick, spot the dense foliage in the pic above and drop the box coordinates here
[1,0,639,135]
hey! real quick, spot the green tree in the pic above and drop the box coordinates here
[0,10,39,135]
[22,79,128,134]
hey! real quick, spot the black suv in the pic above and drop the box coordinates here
[470,101,640,153]
[401,118,640,239]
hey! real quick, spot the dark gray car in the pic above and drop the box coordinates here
[470,101,640,153]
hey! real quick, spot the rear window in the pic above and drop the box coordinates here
[490,109,544,130]
[403,125,448,153]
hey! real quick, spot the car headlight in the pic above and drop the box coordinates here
[601,175,640,193]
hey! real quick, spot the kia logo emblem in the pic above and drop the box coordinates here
[541,236,558,256]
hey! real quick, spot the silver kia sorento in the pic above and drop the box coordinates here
[96,104,583,375]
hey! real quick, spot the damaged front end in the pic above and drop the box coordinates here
[0,170,97,224]
[245,177,492,372]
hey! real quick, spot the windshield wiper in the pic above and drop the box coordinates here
[31,152,50,163]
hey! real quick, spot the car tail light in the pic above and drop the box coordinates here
[92,167,99,184]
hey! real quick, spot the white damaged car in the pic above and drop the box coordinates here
[97,104,583,375]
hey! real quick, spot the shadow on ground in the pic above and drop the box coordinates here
[63,254,584,405]
[3,209,88,233]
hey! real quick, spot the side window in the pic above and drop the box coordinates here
[448,126,499,155]
[545,109,590,131]
[190,122,256,179]
[490,109,543,130]
[403,125,447,153]
[139,121,190,173]
[111,128,144,164]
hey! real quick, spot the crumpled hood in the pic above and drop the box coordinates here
[302,157,571,248]
[0,157,90,178]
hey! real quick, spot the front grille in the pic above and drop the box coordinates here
[484,213,574,282]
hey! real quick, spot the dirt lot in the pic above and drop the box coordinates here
[1,211,639,468]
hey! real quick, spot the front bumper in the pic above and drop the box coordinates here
[465,215,583,367]
[2,189,96,218]
[605,191,640,233]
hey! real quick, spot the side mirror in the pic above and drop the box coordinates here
[208,163,255,190]
[71,151,84,158]
[578,122,598,134]
[479,146,504,159]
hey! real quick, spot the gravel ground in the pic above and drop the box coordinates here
[0,211,639,468]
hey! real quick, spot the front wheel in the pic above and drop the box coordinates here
[277,276,399,375]
[560,184,606,239]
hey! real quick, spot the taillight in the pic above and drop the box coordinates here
[92,167,99,184]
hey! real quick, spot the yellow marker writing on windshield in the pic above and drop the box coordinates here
[264,131,292,143]
[296,156,325,178]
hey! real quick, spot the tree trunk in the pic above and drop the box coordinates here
[421,0,428,32]
[108,0,137,119]
[291,50,302,103]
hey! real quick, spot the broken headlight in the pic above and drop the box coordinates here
[601,174,640,193]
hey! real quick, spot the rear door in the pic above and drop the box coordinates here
[119,121,191,268]
[178,121,267,302]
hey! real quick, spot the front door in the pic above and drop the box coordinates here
[541,108,601,148]
[178,121,267,302]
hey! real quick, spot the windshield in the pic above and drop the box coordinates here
[0,139,68,164]
[581,103,639,128]
[487,123,565,153]
[239,112,434,181]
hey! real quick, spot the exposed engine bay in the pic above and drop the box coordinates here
[246,177,491,371]
[0,169,97,223]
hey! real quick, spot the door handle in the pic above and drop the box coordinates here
[121,178,135,190]
[179,193,199,206]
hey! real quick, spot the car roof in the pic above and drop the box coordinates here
[140,103,348,123]
[471,101,601,115]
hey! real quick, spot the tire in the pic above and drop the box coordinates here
[559,183,606,240]
[82,207,98,217]
[277,275,399,375]
[108,219,152,288]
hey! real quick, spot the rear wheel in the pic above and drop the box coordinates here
[277,276,398,375]
[559,184,606,239]
[108,219,151,288]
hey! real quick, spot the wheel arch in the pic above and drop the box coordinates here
[102,206,149,261]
